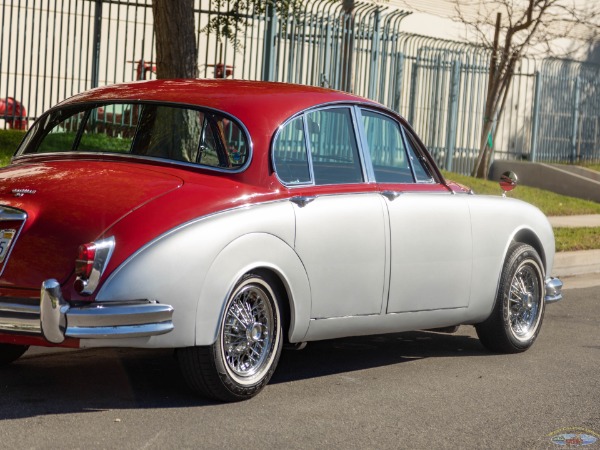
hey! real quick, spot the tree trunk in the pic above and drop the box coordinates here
[151,0,199,161]
[152,0,198,79]
[472,13,501,179]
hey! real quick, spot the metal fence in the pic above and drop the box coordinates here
[1,0,599,174]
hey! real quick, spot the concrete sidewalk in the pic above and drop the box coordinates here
[551,247,599,289]
[548,214,600,228]
[548,215,600,287]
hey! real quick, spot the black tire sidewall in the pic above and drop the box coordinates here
[212,273,283,399]
[500,245,545,350]
[476,243,546,353]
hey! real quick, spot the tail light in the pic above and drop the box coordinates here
[74,236,115,295]
[75,243,97,279]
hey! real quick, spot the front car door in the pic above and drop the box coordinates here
[357,108,473,314]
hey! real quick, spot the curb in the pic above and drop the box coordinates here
[552,249,600,278]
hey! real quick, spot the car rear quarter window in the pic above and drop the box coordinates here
[20,103,249,171]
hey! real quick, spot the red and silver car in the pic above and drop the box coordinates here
[0,80,562,401]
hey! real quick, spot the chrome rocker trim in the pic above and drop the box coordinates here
[0,279,174,344]
[544,277,563,304]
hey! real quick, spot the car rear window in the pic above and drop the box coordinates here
[18,102,250,170]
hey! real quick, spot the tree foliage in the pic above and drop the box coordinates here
[454,0,600,178]
[202,0,306,48]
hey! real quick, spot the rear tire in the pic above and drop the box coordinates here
[178,273,283,402]
[476,243,545,354]
[0,344,29,367]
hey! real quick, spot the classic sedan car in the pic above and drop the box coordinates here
[0,80,562,401]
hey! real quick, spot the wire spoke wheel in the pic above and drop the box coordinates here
[476,243,546,353]
[222,283,274,380]
[507,262,542,342]
[177,272,283,401]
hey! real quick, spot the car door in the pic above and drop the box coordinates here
[357,108,473,313]
[272,107,387,319]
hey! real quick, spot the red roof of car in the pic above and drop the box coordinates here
[58,79,378,134]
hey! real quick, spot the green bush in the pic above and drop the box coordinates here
[0,129,26,166]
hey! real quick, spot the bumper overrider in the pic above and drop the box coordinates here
[0,279,174,344]
[545,277,563,303]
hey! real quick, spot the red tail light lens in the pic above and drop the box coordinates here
[75,243,96,279]
[74,237,115,296]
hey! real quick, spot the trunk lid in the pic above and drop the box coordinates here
[0,159,183,289]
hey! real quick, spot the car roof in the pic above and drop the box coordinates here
[58,79,380,131]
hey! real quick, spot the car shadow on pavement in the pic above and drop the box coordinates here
[0,329,486,417]
[272,329,486,384]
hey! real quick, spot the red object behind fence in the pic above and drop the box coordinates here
[0,98,27,130]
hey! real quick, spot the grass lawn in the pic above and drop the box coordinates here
[554,227,600,252]
[583,164,600,172]
[442,170,600,216]
[0,130,25,166]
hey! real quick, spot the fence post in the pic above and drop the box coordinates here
[90,0,103,89]
[571,75,581,163]
[322,20,332,87]
[408,60,418,124]
[367,8,381,100]
[392,53,405,112]
[262,3,278,82]
[444,60,460,171]
[530,71,541,162]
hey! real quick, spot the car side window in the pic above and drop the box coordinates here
[306,108,363,185]
[360,109,414,183]
[272,116,311,185]
[402,128,434,183]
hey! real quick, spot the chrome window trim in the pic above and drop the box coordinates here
[399,126,436,184]
[351,106,376,183]
[272,103,368,188]
[14,101,254,175]
[301,113,317,185]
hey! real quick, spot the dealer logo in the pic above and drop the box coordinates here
[548,427,599,447]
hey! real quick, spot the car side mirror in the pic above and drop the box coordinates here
[499,171,518,197]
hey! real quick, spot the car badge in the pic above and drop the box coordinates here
[12,189,37,197]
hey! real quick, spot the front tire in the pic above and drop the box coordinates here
[178,273,283,402]
[0,344,29,367]
[476,243,545,353]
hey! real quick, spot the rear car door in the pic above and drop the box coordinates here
[272,107,387,319]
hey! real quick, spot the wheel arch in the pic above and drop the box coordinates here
[510,227,547,274]
[194,232,311,347]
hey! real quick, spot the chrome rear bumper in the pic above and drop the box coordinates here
[545,277,563,304]
[0,279,174,344]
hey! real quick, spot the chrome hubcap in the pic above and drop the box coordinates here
[222,284,274,379]
[508,262,542,341]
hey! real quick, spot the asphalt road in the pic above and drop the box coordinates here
[1,284,598,449]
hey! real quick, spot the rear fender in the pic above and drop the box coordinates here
[195,233,311,346]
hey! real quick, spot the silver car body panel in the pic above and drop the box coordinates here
[77,191,558,348]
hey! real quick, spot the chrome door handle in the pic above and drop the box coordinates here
[290,196,316,207]
[381,191,401,201]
